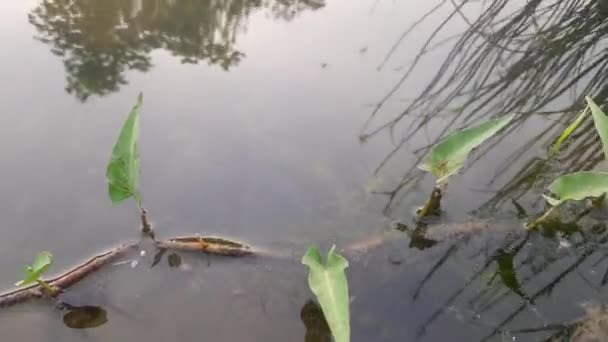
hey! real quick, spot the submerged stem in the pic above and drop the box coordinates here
[36,280,58,297]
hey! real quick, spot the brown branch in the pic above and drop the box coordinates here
[0,219,521,309]
[157,236,256,257]
[0,242,137,308]
[0,235,263,308]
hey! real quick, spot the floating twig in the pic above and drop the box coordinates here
[0,234,262,308]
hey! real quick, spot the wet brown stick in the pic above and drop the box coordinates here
[0,235,260,308]
[0,220,511,309]
[157,236,257,257]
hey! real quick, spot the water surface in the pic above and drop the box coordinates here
[1,0,608,341]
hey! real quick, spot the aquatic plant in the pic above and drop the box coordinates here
[550,106,589,158]
[542,172,608,207]
[417,114,513,217]
[302,245,350,342]
[15,251,56,296]
[3,95,255,309]
[106,93,153,235]
[530,97,608,229]
[587,96,608,159]
[107,93,142,207]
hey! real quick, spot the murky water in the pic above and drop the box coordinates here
[2,0,608,341]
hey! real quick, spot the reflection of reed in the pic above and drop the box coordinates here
[412,243,458,300]
[364,0,608,141]
[408,221,608,341]
[367,0,608,217]
[478,119,605,214]
[365,1,608,337]
[480,247,598,341]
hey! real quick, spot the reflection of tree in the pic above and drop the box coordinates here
[265,0,324,20]
[28,0,324,101]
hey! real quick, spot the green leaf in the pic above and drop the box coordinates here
[302,246,350,342]
[15,251,52,287]
[107,94,143,206]
[418,114,514,183]
[586,96,608,159]
[542,171,608,206]
[550,106,588,157]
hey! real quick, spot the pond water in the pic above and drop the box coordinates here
[1,0,608,341]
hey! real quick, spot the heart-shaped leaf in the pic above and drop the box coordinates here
[107,94,142,206]
[418,114,513,183]
[302,246,350,342]
[542,171,608,206]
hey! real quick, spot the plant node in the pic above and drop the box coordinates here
[140,207,155,240]
[417,186,443,218]
[527,205,559,230]
[37,280,59,297]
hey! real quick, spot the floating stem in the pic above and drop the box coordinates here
[139,207,154,238]
[527,205,560,230]
[417,186,444,218]
[36,280,58,297]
